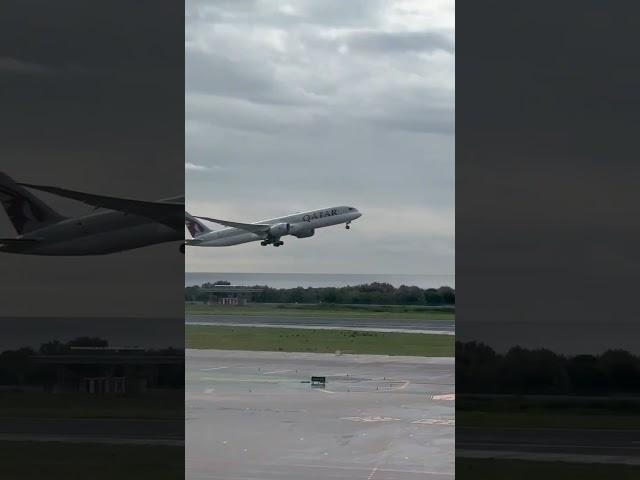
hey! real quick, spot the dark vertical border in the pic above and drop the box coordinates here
[0,1,184,478]
[457,1,640,477]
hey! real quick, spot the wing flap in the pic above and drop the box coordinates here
[194,216,271,234]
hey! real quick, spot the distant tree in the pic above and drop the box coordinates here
[39,340,69,355]
[185,282,456,307]
[67,337,108,348]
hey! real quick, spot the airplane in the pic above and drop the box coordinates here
[0,172,184,255]
[185,206,362,247]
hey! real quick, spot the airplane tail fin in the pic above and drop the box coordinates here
[0,172,66,234]
[185,211,211,238]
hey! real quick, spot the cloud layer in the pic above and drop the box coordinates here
[185,0,454,274]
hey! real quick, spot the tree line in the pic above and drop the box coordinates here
[457,341,640,395]
[185,281,455,306]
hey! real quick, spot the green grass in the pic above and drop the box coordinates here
[186,325,454,356]
[0,391,183,419]
[185,303,454,321]
[0,441,183,480]
[457,458,640,479]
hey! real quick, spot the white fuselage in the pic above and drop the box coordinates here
[190,206,361,247]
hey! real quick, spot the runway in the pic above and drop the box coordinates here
[0,417,184,446]
[457,426,640,465]
[186,314,455,335]
[186,349,455,480]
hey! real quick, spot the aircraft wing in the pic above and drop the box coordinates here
[19,183,184,228]
[0,238,39,245]
[195,216,271,234]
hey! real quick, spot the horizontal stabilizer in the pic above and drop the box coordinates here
[194,216,271,234]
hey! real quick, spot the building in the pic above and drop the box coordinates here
[200,285,264,306]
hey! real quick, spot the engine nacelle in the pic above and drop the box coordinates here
[293,229,314,238]
[289,223,315,238]
[268,222,290,237]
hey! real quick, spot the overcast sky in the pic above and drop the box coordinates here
[1,1,183,319]
[185,0,455,274]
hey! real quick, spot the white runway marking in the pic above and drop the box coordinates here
[379,380,410,391]
[431,394,455,401]
[412,418,455,426]
[204,388,215,394]
[187,321,454,335]
[367,465,378,480]
[262,369,295,375]
[200,366,229,371]
[341,416,400,423]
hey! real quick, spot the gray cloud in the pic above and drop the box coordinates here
[0,57,53,75]
[341,31,454,54]
[186,0,454,274]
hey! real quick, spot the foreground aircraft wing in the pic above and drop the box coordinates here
[0,238,39,245]
[195,216,271,234]
[19,183,183,228]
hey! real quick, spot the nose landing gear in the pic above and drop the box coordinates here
[346,222,351,230]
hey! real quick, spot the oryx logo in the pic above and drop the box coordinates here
[302,209,338,222]
[0,186,45,234]
[185,217,206,237]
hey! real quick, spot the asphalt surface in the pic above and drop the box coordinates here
[457,426,640,464]
[186,349,455,480]
[0,417,184,446]
[186,314,455,335]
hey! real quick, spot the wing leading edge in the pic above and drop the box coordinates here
[19,183,184,229]
[194,216,271,234]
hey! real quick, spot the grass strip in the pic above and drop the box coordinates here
[186,324,454,356]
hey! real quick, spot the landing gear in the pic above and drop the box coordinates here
[261,239,284,247]
[346,222,351,230]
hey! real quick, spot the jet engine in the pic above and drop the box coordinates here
[292,229,314,238]
[289,223,315,238]
[268,222,290,237]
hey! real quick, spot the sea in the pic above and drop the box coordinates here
[185,272,455,289]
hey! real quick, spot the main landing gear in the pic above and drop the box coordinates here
[345,222,351,230]
[260,240,284,247]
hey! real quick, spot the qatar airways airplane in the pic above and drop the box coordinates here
[0,172,184,255]
[185,206,362,247]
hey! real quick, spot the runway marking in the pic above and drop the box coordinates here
[367,465,378,480]
[319,388,335,394]
[412,418,455,426]
[262,369,295,375]
[379,380,410,391]
[341,416,400,423]
[204,388,215,394]
[431,394,455,401]
[200,366,229,371]
[186,321,453,335]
